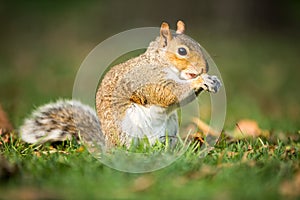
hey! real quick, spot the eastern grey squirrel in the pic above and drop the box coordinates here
[20,21,221,149]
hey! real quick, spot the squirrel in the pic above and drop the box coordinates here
[20,21,221,149]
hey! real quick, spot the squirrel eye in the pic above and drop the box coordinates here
[177,47,188,56]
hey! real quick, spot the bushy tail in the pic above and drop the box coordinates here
[19,100,105,147]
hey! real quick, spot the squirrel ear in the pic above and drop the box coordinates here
[176,20,185,34]
[160,22,172,47]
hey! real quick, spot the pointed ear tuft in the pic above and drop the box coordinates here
[160,22,172,47]
[176,20,185,34]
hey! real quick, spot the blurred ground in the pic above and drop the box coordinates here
[0,0,299,130]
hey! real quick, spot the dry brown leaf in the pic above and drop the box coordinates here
[192,118,220,136]
[0,104,17,145]
[0,155,19,181]
[186,165,218,180]
[0,104,13,132]
[190,132,206,144]
[281,146,297,159]
[3,187,61,200]
[0,129,16,145]
[235,119,261,137]
[227,151,238,158]
[76,145,85,153]
[33,151,41,157]
[172,176,189,188]
[280,170,300,198]
[131,175,155,192]
[226,119,270,139]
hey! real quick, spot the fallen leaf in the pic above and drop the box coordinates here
[172,176,188,188]
[76,145,85,153]
[131,175,155,192]
[3,187,61,200]
[226,119,270,139]
[192,118,220,136]
[227,151,238,158]
[186,165,218,180]
[190,132,206,144]
[280,170,300,198]
[33,151,41,157]
[0,104,13,133]
[281,146,297,159]
[0,155,19,181]
[0,130,17,145]
[236,119,261,136]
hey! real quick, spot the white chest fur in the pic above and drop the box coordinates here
[120,103,178,146]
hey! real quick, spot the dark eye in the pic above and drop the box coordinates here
[178,47,188,56]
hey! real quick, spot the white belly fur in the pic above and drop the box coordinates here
[121,103,179,146]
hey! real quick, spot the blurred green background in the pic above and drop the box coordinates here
[0,0,299,130]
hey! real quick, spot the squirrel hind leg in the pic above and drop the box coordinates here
[19,100,98,144]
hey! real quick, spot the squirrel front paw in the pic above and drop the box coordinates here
[200,74,222,93]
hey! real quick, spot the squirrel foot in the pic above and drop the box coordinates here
[200,74,222,93]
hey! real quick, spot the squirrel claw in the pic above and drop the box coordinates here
[201,74,222,93]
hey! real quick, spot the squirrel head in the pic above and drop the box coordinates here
[159,20,208,80]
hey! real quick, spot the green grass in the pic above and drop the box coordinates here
[0,131,299,199]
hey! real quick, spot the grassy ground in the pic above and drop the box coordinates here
[0,132,299,199]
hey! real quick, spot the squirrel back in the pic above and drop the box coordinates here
[20,21,221,148]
